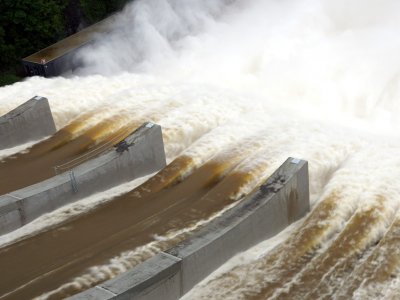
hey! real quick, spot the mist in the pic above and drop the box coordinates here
[71,0,400,130]
[1,1,400,298]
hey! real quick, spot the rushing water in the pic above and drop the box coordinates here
[1,0,400,299]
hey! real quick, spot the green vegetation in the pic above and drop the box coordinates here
[79,0,127,24]
[0,0,129,87]
[0,72,21,87]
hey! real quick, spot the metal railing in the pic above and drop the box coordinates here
[54,126,134,174]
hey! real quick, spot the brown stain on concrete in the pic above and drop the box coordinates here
[287,189,299,224]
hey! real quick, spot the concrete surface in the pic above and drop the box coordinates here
[0,96,56,150]
[0,123,166,235]
[71,157,309,300]
[22,16,115,77]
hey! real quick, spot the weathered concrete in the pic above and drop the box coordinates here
[0,123,166,235]
[0,96,56,150]
[22,16,115,77]
[71,157,309,300]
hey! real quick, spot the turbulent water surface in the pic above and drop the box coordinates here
[1,0,400,299]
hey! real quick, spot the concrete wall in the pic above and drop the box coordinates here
[0,123,166,235]
[23,49,84,77]
[0,96,56,150]
[71,157,309,300]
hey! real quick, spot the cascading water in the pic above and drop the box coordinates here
[1,0,400,299]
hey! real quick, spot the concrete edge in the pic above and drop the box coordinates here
[0,122,166,235]
[0,96,56,150]
[70,157,310,300]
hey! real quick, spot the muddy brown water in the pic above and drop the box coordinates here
[0,120,136,195]
[0,152,256,299]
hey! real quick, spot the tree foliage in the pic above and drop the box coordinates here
[79,0,122,24]
[0,0,66,72]
[0,0,128,77]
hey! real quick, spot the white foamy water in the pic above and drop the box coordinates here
[1,0,400,298]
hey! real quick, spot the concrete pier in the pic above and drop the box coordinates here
[71,157,309,300]
[0,123,166,235]
[0,96,56,150]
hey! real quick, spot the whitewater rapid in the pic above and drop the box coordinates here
[1,0,400,299]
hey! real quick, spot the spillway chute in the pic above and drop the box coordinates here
[0,122,166,235]
[70,157,310,300]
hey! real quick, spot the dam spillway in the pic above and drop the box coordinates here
[0,96,56,150]
[0,121,166,235]
[0,109,149,195]
[1,96,400,300]
[2,0,400,299]
[73,158,309,300]
[0,99,311,299]
[0,149,309,299]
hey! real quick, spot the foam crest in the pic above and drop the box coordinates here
[1,0,400,298]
